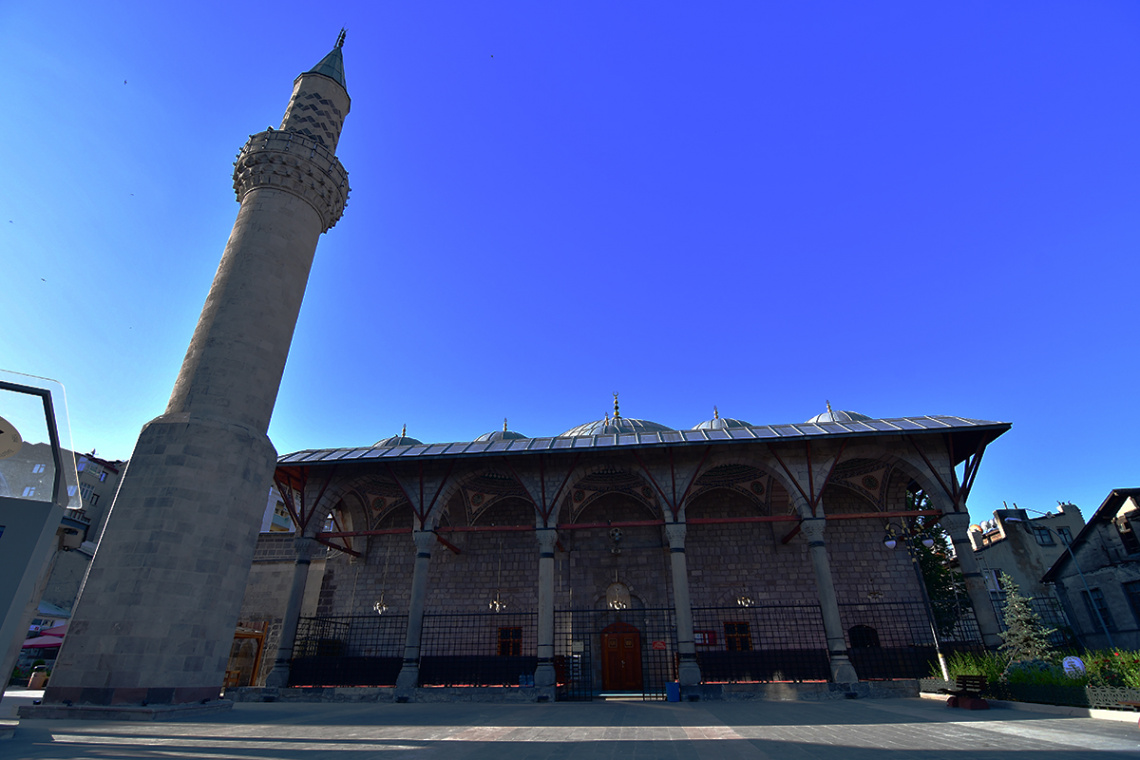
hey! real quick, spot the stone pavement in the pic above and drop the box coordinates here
[2,691,1138,759]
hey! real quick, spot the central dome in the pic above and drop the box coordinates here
[560,417,675,437]
[560,394,674,437]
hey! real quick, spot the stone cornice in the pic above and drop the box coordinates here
[233,130,350,232]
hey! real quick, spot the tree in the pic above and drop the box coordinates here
[997,572,1054,662]
[907,490,968,638]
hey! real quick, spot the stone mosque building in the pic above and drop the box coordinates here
[30,37,1011,714]
[235,399,1009,700]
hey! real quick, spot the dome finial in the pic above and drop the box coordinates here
[713,405,720,419]
[613,392,621,419]
[826,400,833,414]
[503,417,509,432]
[336,28,346,48]
[401,423,407,437]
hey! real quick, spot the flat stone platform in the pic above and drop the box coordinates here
[3,689,1138,758]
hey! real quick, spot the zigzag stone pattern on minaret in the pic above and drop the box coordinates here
[279,90,347,147]
[35,40,352,714]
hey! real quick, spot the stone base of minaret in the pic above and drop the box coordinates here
[33,416,275,711]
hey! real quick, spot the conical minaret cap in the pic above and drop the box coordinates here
[306,30,347,92]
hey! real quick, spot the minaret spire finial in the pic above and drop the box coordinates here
[613,392,621,419]
[826,400,833,414]
[401,423,407,437]
[336,28,346,48]
[503,417,509,432]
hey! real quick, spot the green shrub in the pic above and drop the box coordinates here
[938,651,1007,684]
[1085,651,1140,688]
[933,648,1140,690]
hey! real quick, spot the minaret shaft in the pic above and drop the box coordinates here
[40,43,351,711]
[166,189,322,431]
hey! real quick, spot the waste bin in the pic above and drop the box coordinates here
[666,682,680,702]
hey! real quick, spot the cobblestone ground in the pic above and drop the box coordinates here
[3,696,1139,759]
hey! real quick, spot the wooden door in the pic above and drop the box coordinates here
[601,623,642,691]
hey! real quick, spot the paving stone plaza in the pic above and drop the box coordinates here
[3,690,1140,758]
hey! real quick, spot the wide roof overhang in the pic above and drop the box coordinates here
[278,415,1010,470]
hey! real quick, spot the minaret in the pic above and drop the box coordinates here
[42,38,351,710]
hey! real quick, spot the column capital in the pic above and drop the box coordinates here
[664,521,687,550]
[800,517,826,544]
[412,529,435,554]
[535,527,558,553]
[293,535,318,561]
[941,511,971,535]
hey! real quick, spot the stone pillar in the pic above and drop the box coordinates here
[942,511,1002,648]
[664,522,702,686]
[40,42,351,711]
[395,530,435,692]
[534,528,558,689]
[263,536,317,688]
[800,517,859,683]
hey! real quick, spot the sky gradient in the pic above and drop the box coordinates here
[2,2,1138,524]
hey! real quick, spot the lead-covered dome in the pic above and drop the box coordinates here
[692,406,752,431]
[374,425,423,447]
[807,402,871,424]
[560,394,674,437]
[475,419,528,443]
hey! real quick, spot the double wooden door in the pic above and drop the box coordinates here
[601,622,642,691]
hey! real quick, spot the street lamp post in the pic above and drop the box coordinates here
[884,523,950,681]
[1004,511,1114,649]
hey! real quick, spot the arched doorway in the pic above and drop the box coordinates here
[601,621,642,691]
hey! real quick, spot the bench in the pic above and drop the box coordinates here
[940,675,989,710]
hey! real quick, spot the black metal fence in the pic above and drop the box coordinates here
[419,611,538,687]
[692,605,830,683]
[290,614,408,686]
[838,601,985,680]
[288,600,989,690]
[553,608,677,701]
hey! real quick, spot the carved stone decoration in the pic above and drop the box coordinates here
[233,130,350,232]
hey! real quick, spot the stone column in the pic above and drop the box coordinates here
[942,511,1002,648]
[664,522,702,686]
[263,536,316,688]
[395,530,434,692]
[534,528,558,689]
[800,517,858,683]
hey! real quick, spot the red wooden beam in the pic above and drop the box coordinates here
[435,533,462,554]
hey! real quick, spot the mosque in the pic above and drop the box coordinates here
[34,36,1010,714]
[237,398,1009,700]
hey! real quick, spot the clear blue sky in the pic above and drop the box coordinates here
[2,2,1137,525]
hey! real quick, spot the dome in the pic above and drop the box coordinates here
[374,425,423,447]
[692,406,752,431]
[560,394,674,437]
[807,402,872,424]
[475,419,528,443]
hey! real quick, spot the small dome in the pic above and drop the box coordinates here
[560,394,674,437]
[374,425,422,447]
[807,402,871,424]
[475,419,528,443]
[692,406,752,431]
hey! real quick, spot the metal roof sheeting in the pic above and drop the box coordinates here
[278,416,1009,466]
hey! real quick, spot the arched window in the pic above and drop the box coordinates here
[849,625,880,648]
